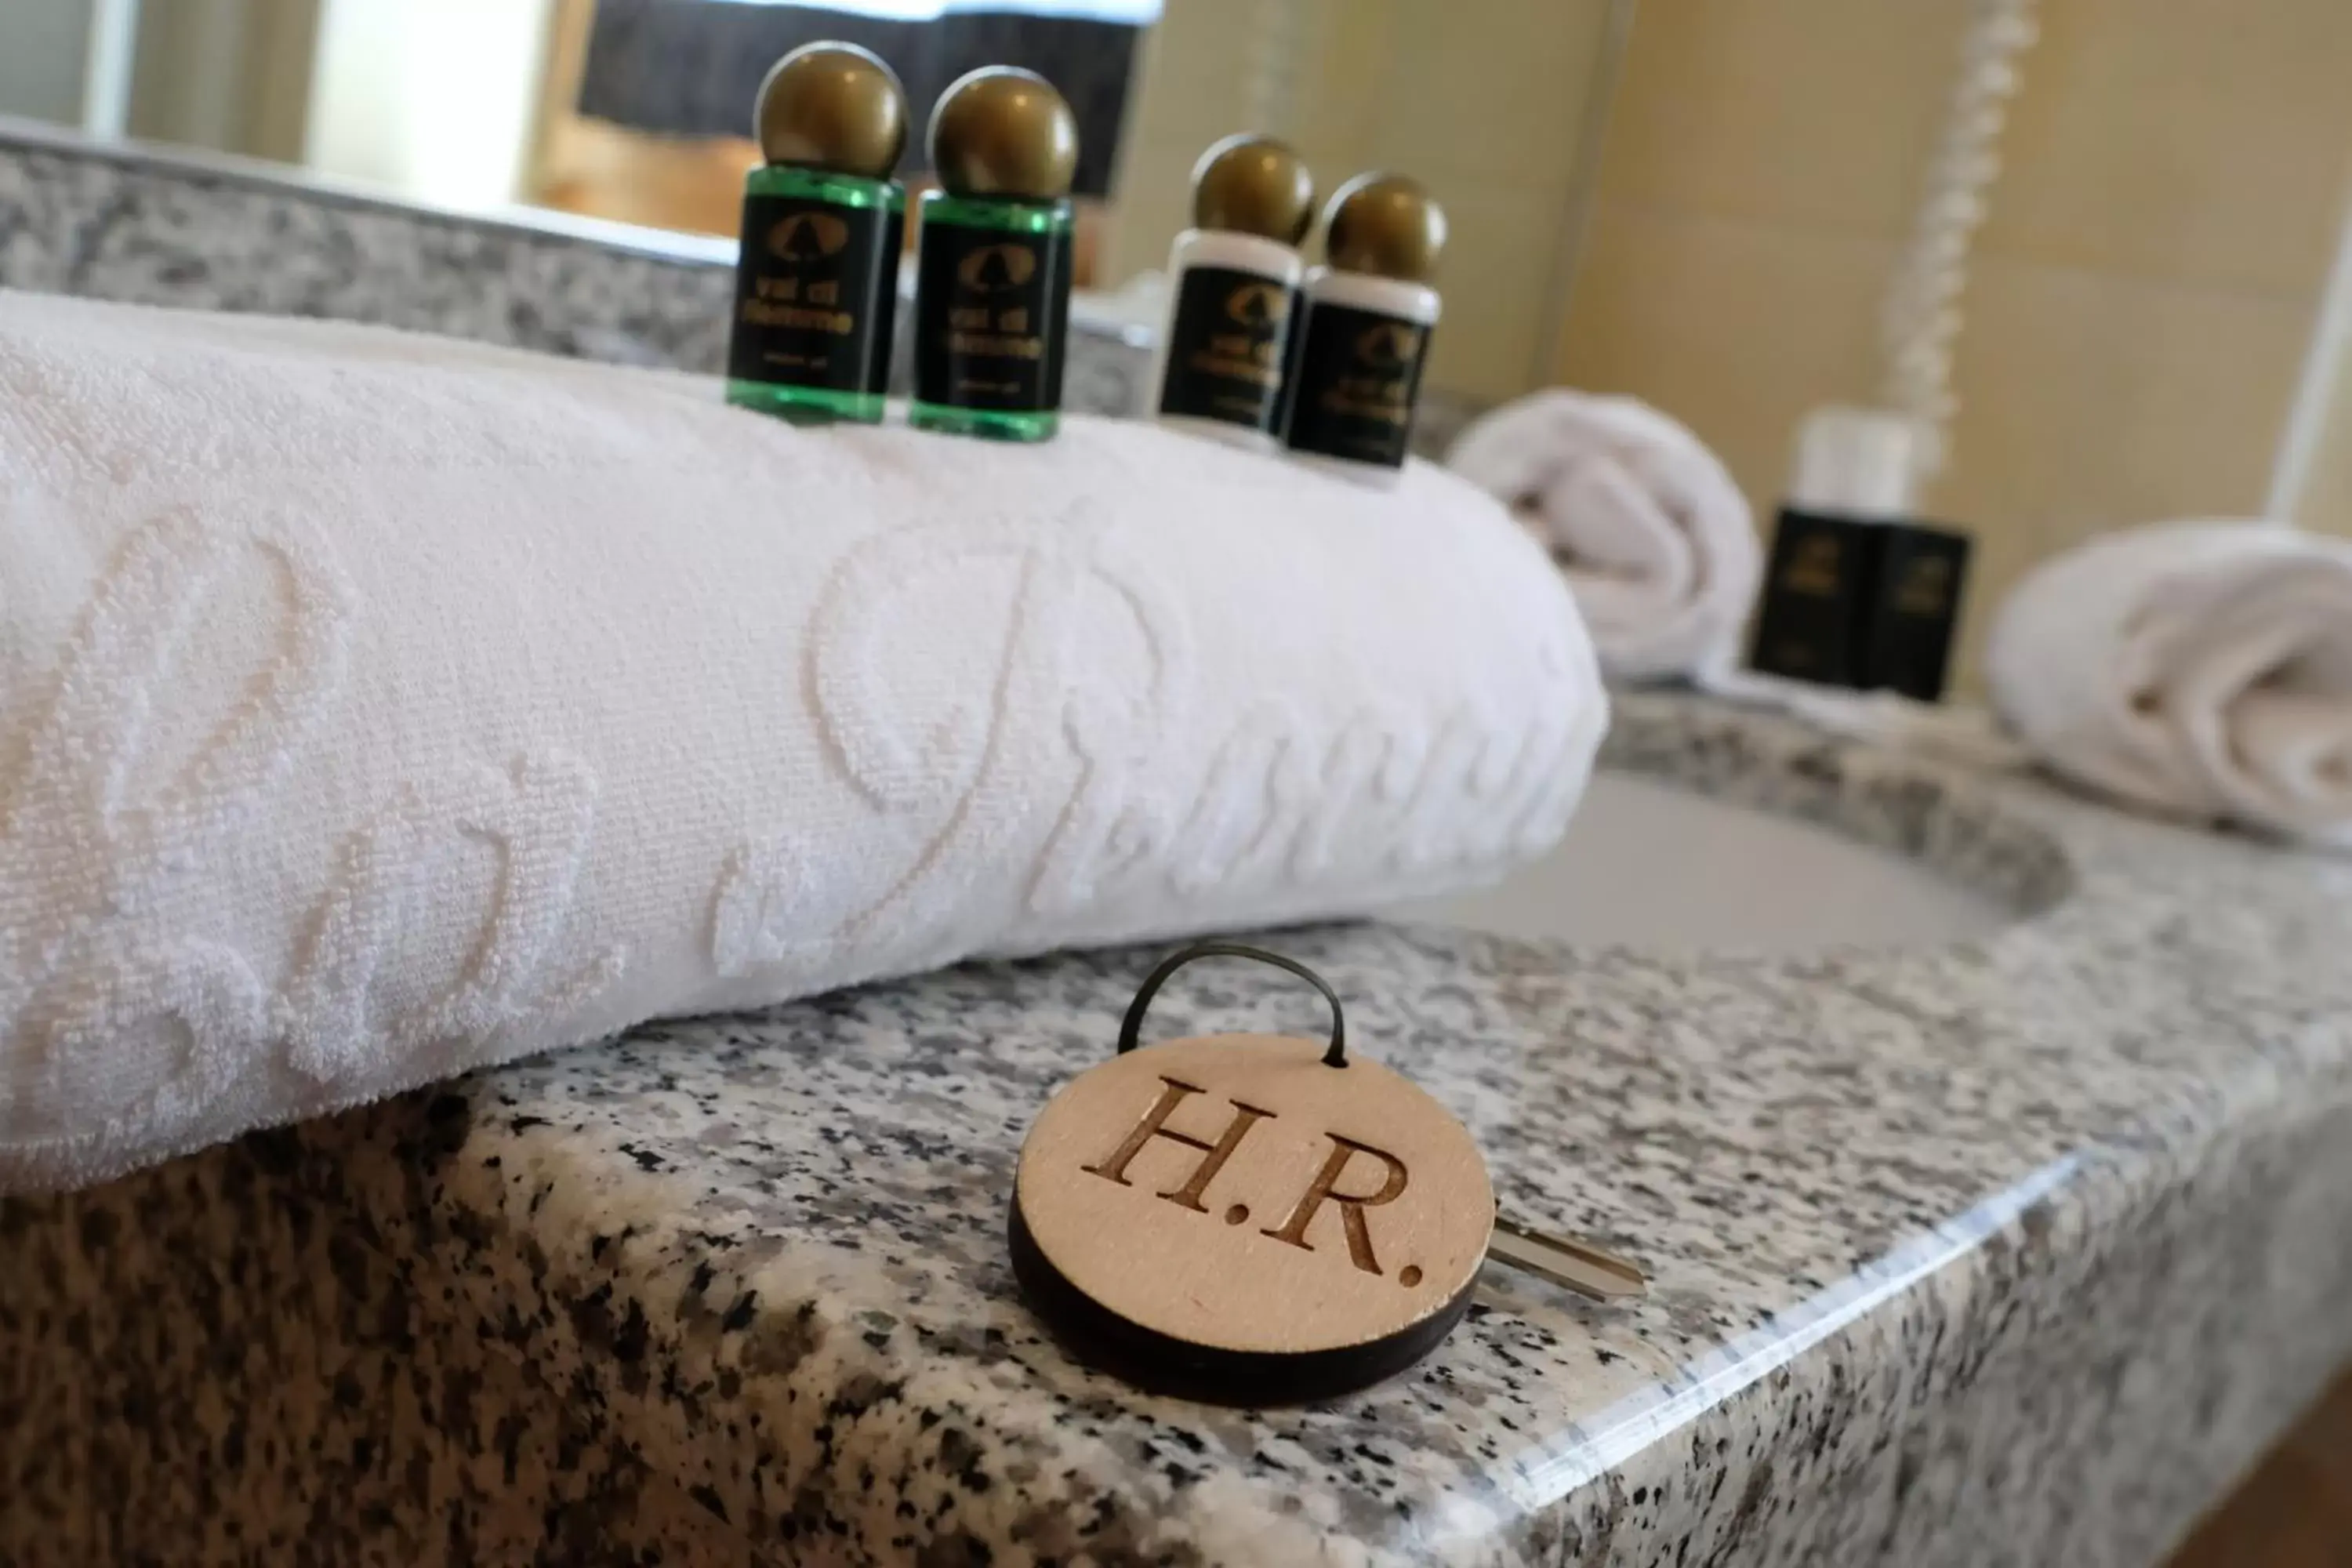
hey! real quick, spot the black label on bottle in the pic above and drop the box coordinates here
[1044,221,1074,409]
[1861,524,1970,702]
[867,198,905,396]
[1270,307,1307,437]
[728,191,891,393]
[1156,266,1297,431]
[1280,300,1430,467]
[1746,510,1878,688]
[913,216,1065,412]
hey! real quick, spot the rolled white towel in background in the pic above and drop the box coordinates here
[1987,521,2352,847]
[1447,390,1762,683]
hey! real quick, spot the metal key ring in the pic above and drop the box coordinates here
[1115,942,1348,1068]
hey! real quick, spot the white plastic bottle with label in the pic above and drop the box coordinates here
[1282,267,1440,488]
[1279,172,1446,488]
[1152,230,1305,450]
[1150,135,1316,452]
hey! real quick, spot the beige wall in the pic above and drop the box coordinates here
[1107,0,1624,404]
[1556,0,2352,688]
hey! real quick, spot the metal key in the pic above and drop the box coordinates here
[1488,1214,1648,1301]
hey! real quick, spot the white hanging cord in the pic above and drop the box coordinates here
[1876,0,2042,490]
[2265,195,2352,521]
[1238,0,1308,140]
[80,0,141,139]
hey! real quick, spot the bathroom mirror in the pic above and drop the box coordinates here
[0,0,1637,416]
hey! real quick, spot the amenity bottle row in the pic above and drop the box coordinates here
[724,43,1076,440]
[723,42,1445,477]
[1152,136,1444,483]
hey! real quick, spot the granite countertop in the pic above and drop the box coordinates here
[5,118,2350,1568]
[12,691,2352,1566]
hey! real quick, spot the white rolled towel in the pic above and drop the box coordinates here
[0,291,1606,1191]
[1987,521,2352,846]
[1447,390,1761,683]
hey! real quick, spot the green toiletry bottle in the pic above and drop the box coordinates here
[909,67,1080,442]
[725,42,909,424]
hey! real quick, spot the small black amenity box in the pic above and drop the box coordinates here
[1861,521,1970,702]
[1749,510,1970,702]
[1749,509,1877,689]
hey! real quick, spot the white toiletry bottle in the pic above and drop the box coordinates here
[1748,409,1918,688]
[1279,172,1445,485]
[1788,407,1920,524]
[1152,135,1316,449]
[1788,410,1970,702]
[1749,408,1972,700]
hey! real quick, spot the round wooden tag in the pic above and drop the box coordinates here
[1012,1031,1494,1403]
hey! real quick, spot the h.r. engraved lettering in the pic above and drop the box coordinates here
[1083,1076,1276,1213]
[1261,1133,1410,1275]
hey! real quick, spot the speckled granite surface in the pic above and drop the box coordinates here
[9,692,2352,1566]
[0,118,735,371]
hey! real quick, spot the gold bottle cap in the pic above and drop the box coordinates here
[1190,134,1315,244]
[1323,172,1446,283]
[753,42,909,180]
[927,66,1080,202]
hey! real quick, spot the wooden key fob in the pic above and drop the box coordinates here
[1011,942,1642,1405]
